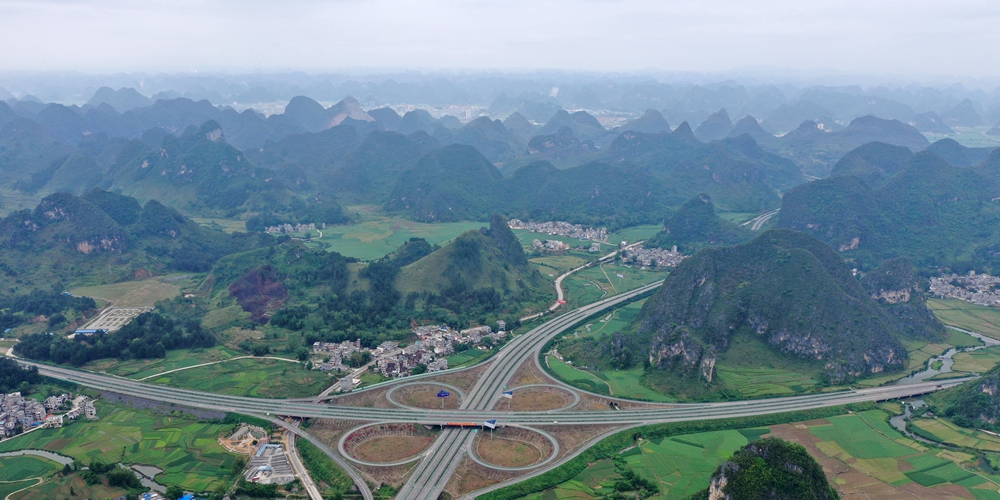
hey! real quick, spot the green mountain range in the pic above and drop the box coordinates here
[0,190,273,291]
[646,193,750,252]
[778,143,1000,269]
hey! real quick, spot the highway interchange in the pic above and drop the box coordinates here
[14,278,974,500]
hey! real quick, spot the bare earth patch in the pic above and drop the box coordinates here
[396,385,462,409]
[493,387,572,411]
[333,386,395,408]
[475,428,551,468]
[510,359,557,386]
[353,435,434,463]
[443,457,521,498]
[477,438,542,467]
[307,419,367,448]
[427,363,490,393]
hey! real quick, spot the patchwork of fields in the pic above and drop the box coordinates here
[526,410,1000,500]
[0,402,241,492]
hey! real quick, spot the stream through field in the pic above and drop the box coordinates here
[893,326,999,385]
[887,326,999,442]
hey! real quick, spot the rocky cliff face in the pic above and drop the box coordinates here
[632,230,942,384]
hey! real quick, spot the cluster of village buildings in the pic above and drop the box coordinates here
[508,219,608,242]
[929,271,1000,306]
[531,239,572,252]
[264,222,324,234]
[621,244,685,268]
[311,322,507,383]
[0,392,96,438]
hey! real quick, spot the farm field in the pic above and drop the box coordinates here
[607,225,662,246]
[0,402,241,492]
[927,298,1000,339]
[82,345,244,379]
[445,346,497,368]
[953,346,1000,374]
[190,217,247,233]
[529,255,590,275]
[547,355,611,396]
[527,410,1000,500]
[910,418,1000,452]
[712,335,823,397]
[6,472,129,500]
[561,264,665,309]
[568,300,646,341]
[146,357,330,398]
[0,479,43,499]
[0,455,61,481]
[300,214,482,260]
[546,355,673,402]
[69,274,197,308]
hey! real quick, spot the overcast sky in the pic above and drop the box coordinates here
[1,0,998,79]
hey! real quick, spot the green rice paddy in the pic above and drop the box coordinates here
[527,410,1000,500]
[0,402,240,492]
[0,456,61,482]
[146,357,330,398]
[927,298,1000,340]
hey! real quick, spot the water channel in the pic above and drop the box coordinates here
[888,326,1000,440]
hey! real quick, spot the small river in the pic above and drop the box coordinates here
[893,326,999,385]
[887,326,999,441]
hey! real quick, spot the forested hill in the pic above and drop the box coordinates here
[194,216,547,345]
[930,364,1000,431]
[646,193,751,252]
[778,143,1000,270]
[690,437,840,500]
[574,230,942,396]
[0,189,273,291]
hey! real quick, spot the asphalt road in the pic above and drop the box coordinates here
[12,277,974,500]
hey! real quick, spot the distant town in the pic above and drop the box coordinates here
[265,222,325,235]
[620,244,685,268]
[508,219,608,243]
[929,271,1000,306]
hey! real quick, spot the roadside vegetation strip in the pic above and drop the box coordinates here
[475,403,877,500]
[337,422,434,466]
[297,437,359,500]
